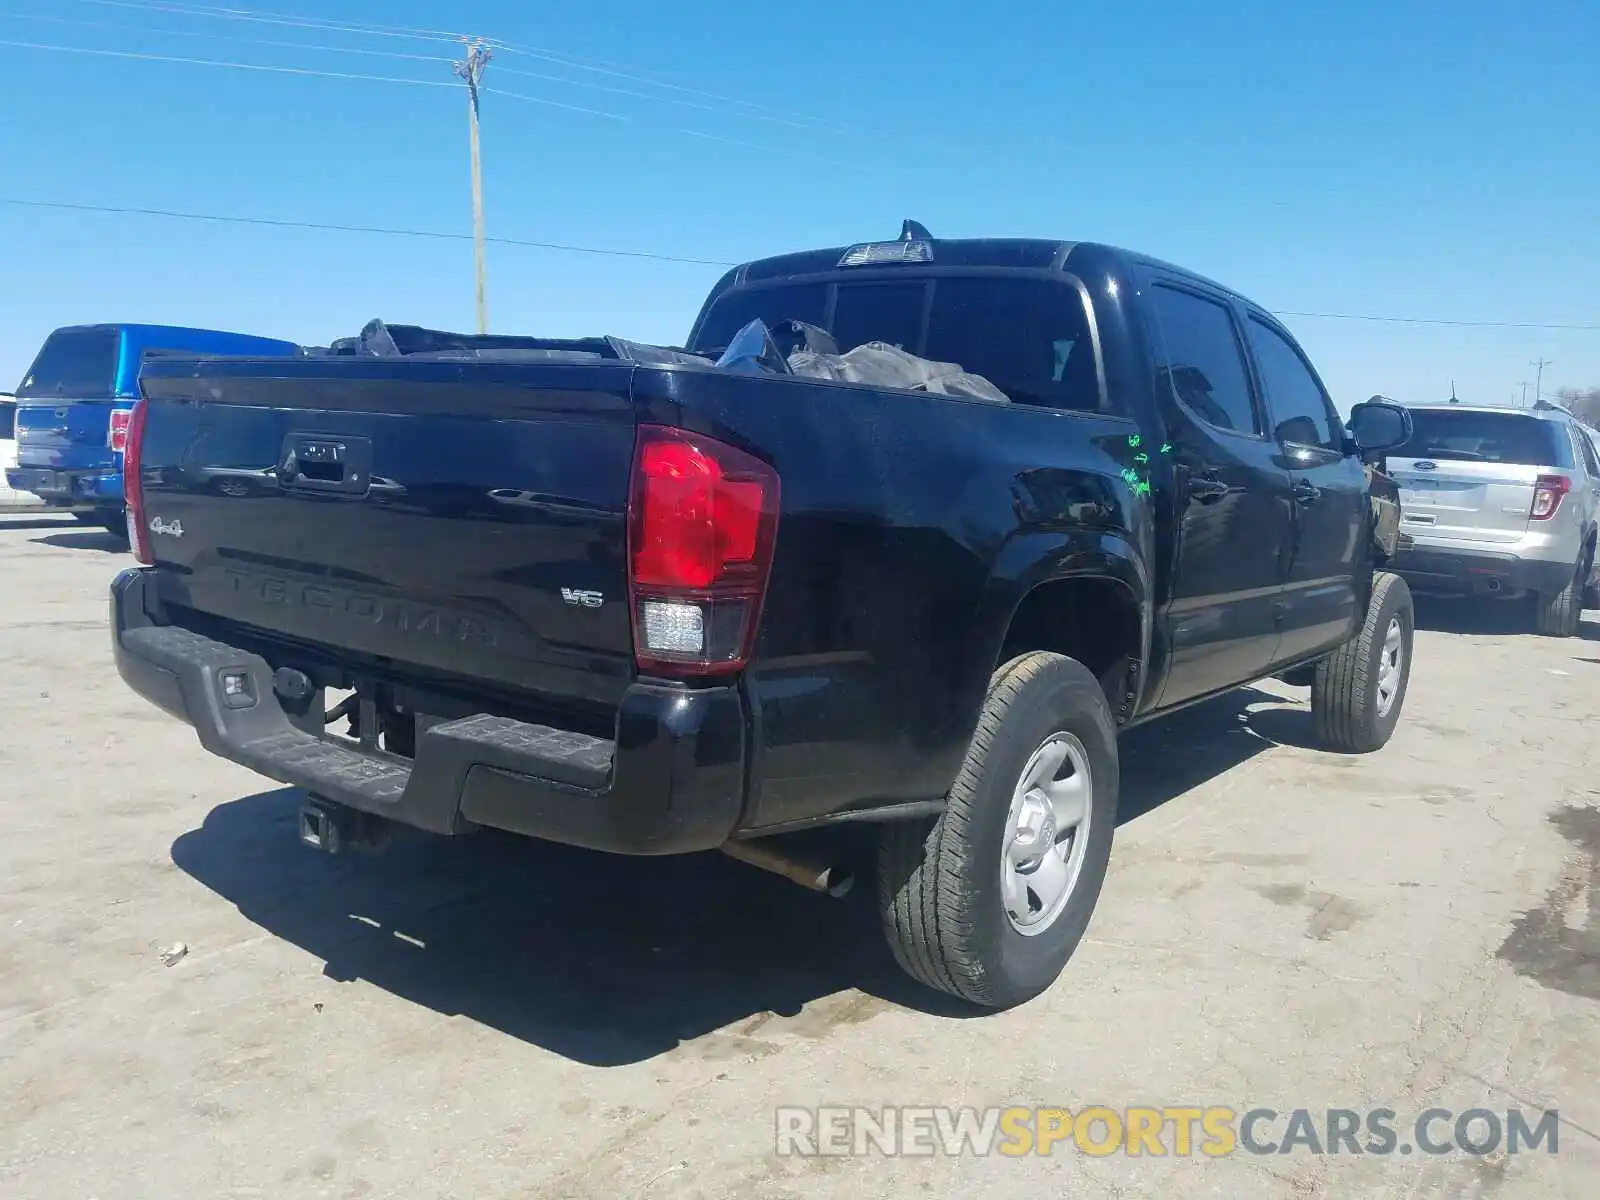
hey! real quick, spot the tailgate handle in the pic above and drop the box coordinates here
[278,433,373,495]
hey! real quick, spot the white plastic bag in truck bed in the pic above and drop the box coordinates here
[787,341,1010,404]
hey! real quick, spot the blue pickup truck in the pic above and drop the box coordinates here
[7,323,300,533]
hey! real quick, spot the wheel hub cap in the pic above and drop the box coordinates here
[1376,616,1404,718]
[1002,731,1093,936]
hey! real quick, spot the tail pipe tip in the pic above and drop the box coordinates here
[720,839,855,898]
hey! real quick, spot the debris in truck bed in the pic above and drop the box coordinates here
[788,340,1009,404]
[301,317,1010,404]
[713,318,1010,403]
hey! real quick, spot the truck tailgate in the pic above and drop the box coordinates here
[14,398,120,468]
[136,359,640,708]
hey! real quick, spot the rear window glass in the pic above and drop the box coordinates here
[1395,409,1572,467]
[691,275,1102,411]
[694,284,829,351]
[16,328,121,400]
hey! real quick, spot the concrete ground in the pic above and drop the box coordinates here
[1,511,1597,1199]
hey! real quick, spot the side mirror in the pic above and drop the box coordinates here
[1347,398,1412,459]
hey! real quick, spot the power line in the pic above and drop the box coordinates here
[1278,309,1600,331]
[4,196,1597,333]
[5,10,456,62]
[0,197,738,265]
[477,85,630,121]
[75,0,469,45]
[0,36,456,86]
[1,36,800,135]
[488,62,815,126]
[488,45,848,132]
[11,15,816,128]
[74,0,857,133]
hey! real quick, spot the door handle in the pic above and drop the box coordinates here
[1187,475,1229,504]
[1292,479,1320,505]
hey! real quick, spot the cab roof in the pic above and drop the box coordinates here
[721,220,1273,313]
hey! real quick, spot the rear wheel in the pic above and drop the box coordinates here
[1311,571,1414,753]
[1534,555,1585,637]
[878,651,1118,1009]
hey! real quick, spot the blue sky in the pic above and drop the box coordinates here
[1,0,1596,411]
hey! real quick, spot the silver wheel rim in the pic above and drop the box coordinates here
[1375,616,1404,717]
[1002,731,1093,936]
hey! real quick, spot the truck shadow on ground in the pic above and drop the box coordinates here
[0,515,77,531]
[28,530,128,553]
[170,687,1300,1067]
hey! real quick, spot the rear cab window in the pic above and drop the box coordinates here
[15,327,122,401]
[690,274,1106,413]
[1394,409,1574,469]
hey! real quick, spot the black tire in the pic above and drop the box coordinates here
[1311,571,1414,753]
[877,651,1119,1009]
[1534,556,1584,637]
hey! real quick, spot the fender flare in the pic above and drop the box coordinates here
[964,528,1153,720]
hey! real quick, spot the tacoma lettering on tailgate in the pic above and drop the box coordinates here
[225,569,498,646]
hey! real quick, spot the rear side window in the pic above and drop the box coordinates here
[922,277,1102,412]
[1575,428,1600,478]
[16,327,121,400]
[1145,286,1259,435]
[1395,409,1573,468]
[0,399,15,440]
[1244,316,1342,451]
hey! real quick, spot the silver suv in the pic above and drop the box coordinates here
[1387,401,1600,636]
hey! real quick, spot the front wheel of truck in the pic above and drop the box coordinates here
[878,651,1118,1010]
[1311,570,1414,753]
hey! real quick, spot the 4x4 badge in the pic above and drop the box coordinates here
[149,516,184,538]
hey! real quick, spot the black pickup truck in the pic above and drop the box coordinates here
[111,223,1416,1009]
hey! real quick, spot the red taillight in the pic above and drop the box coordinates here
[123,399,153,564]
[108,408,132,454]
[627,425,779,675]
[1531,473,1570,521]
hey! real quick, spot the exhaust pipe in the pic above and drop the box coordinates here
[720,838,855,897]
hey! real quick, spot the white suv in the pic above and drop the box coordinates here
[1,396,40,508]
[1388,401,1600,636]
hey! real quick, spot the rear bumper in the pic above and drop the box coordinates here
[1389,545,1575,597]
[110,567,747,855]
[6,466,123,507]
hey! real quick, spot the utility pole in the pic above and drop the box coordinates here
[1519,381,1530,407]
[1531,358,1552,406]
[455,39,492,333]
